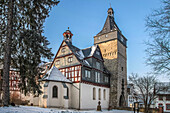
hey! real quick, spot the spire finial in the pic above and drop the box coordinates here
[68,27,69,30]
[110,2,111,8]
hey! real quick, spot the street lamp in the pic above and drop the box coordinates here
[134,102,140,113]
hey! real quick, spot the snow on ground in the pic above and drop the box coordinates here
[0,106,141,113]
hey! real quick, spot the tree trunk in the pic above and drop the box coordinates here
[2,0,13,106]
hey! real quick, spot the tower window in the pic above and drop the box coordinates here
[122,67,123,71]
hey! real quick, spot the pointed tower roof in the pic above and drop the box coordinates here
[42,66,72,83]
[96,7,121,36]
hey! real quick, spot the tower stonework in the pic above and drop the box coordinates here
[94,8,127,108]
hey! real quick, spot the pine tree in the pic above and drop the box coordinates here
[0,0,59,106]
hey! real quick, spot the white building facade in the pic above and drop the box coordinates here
[37,66,110,109]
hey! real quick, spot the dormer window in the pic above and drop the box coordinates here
[68,57,73,63]
[96,51,100,55]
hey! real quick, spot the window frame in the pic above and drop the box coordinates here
[52,86,58,98]
[55,60,60,65]
[68,57,73,63]
[103,89,106,100]
[166,104,170,110]
[85,70,91,78]
[96,61,100,70]
[99,88,101,100]
[93,88,96,100]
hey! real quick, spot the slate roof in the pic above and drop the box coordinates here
[42,66,72,83]
[82,45,98,57]
[96,14,121,36]
[65,41,103,67]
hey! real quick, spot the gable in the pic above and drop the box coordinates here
[82,45,104,61]
[50,41,81,69]
[57,41,72,57]
[93,45,104,61]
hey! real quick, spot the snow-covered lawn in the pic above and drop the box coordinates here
[0,106,140,113]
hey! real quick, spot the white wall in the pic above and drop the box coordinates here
[80,83,109,110]
[39,81,72,108]
[47,82,72,108]
[71,83,80,109]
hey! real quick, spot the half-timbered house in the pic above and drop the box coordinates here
[38,28,110,109]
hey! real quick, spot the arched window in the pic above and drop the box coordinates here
[93,88,96,100]
[103,89,106,100]
[52,86,58,98]
[99,88,101,100]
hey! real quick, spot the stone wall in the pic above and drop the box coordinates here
[94,30,127,108]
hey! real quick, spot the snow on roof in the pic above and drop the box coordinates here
[43,66,72,83]
[83,60,90,66]
[76,50,85,60]
[88,45,97,57]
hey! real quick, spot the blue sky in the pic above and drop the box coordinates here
[43,0,168,81]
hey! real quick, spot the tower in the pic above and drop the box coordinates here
[94,7,127,108]
[63,27,73,44]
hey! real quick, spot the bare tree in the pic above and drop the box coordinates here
[145,0,170,75]
[129,73,167,113]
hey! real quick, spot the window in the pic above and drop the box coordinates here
[122,67,123,71]
[68,57,73,63]
[105,76,109,83]
[55,60,60,65]
[96,51,100,55]
[64,87,69,99]
[52,86,58,98]
[61,48,65,53]
[166,95,170,100]
[93,88,96,100]
[159,95,163,100]
[99,89,101,100]
[158,103,163,107]
[98,37,100,40]
[96,61,100,69]
[166,104,170,110]
[85,70,91,78]
[105,35,108,38]
[95,72,100,83]
[103,89,106,100]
